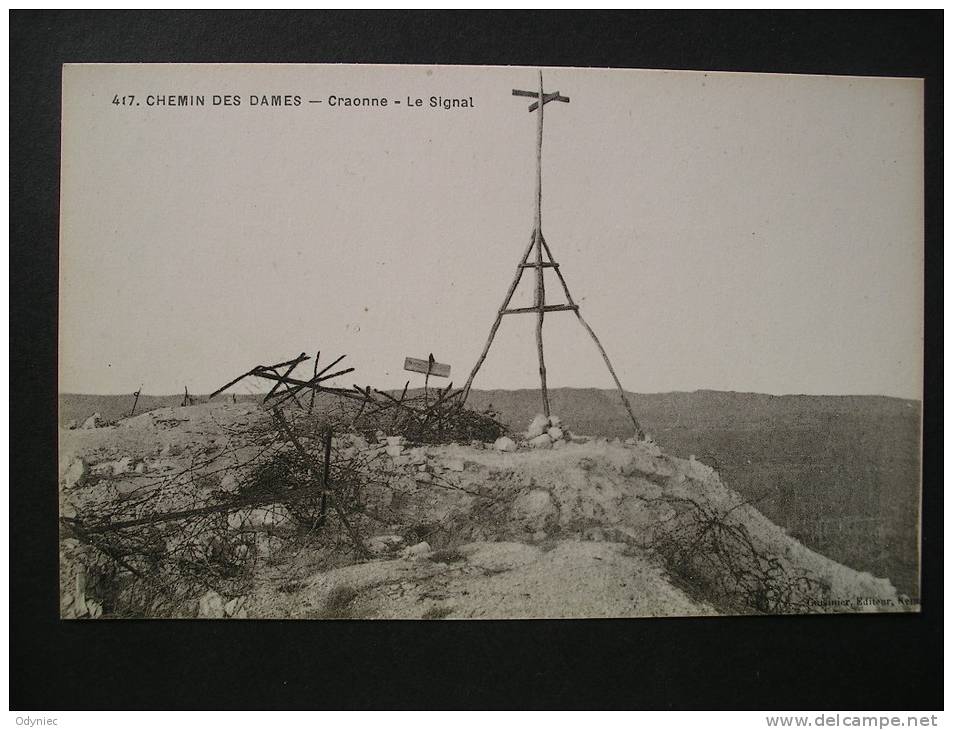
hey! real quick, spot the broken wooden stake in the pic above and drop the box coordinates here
[129,386,142,417]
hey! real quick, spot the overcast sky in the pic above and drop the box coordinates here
[60,64,923,399]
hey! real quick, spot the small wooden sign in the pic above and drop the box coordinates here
[404,355,450,379]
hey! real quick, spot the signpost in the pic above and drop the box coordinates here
[403,355,451,379]
[405,354,450,407]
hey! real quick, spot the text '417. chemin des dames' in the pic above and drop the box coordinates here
[123,94,476,110]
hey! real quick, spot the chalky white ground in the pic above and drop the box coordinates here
[59,402,903,619]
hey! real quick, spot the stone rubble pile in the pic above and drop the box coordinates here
[491,413,577,452]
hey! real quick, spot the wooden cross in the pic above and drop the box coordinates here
[460,71,645,439]
[513,71,569,240]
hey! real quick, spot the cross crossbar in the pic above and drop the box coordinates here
[512,88,570,112]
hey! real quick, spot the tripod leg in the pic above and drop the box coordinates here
[461,231,537,403]
[534,230,550,418]
[572,309,645,440]
[539,234,645,440]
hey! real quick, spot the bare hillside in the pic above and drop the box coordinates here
[59,389,922,597]
[58,401,913,619]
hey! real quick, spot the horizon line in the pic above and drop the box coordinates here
[58,387,922,403]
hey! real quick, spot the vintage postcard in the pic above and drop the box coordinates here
[58,64,924,619]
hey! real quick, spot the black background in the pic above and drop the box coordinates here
[10,10,942,710]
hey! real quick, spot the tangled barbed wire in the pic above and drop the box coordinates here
[646,494,830,614]
[60,408,399,617]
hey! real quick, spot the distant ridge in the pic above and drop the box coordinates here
[59,388,919,435]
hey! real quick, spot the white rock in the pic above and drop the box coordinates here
[92,456,133,477]
[547,426,564,441]
[385,444,404,458]
[409,448,427,465]
[446,459,465,472]
[349,434,369,450]
[246,504,294,529]
[220,473,240,492]
[512,489,558,532]
[386,436,404,447]
[81,413,102,429]
[548,415,562,427]
[528,434,553,449]
[403,541,431,558]
[62,458,86,490]
[552,439,566,450]
[160,443,182,457]
[198,590,225,618]
[134,462,147,474]
[415,472,432,484]
[494,436,517,452]
[111,457,133,476]
[367,535,404,554]
[224,596,247,618]
[526,414,550,439]
[74,571,88,617]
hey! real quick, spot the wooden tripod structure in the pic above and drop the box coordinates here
[460,71,645,440]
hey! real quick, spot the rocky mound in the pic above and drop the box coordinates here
[58,402,907,619]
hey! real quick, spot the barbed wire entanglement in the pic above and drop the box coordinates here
[60,352,506,617]
[645,494,831,614]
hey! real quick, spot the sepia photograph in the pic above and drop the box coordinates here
[57,62,924,621]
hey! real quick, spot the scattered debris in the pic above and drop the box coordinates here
[512,489,558,533]
[403,541,432,558]
[82,413,103,429]
[210,352,507,445]
[526,414,550,439]
[528,434,552,449]
[494,436,517,452]
[62,458,86,490]
[198,590,226,618]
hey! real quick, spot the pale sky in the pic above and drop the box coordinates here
[59,64,924,399]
